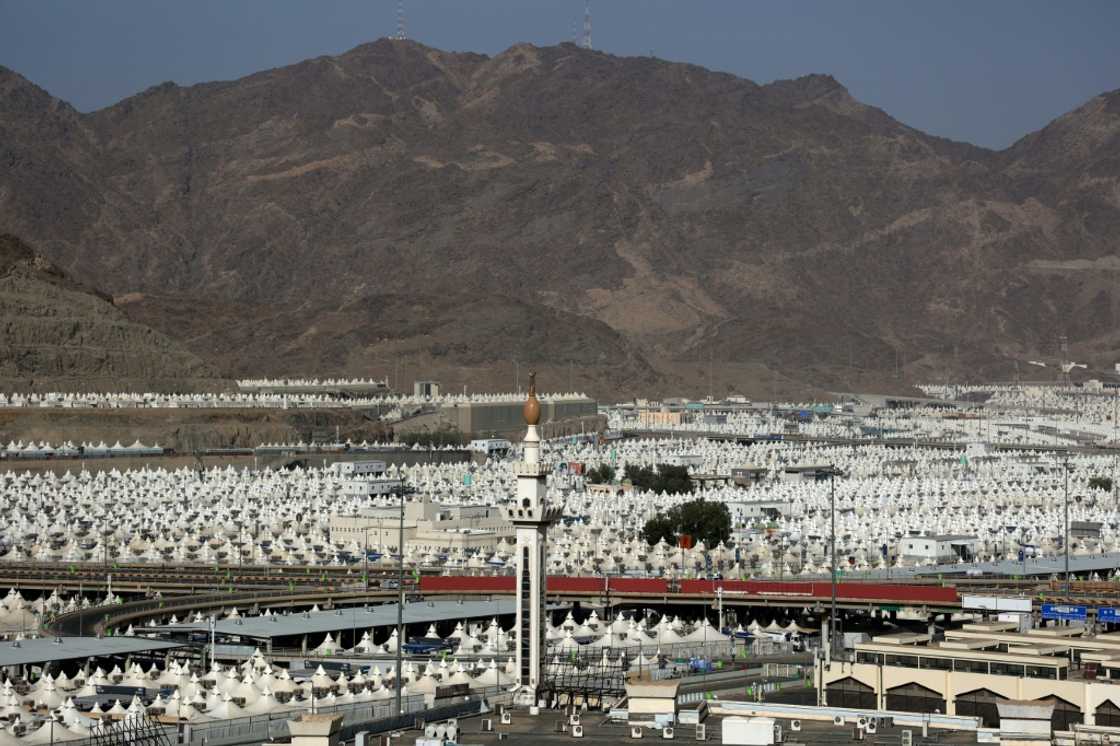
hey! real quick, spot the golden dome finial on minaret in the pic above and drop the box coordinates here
[523,371,541,426]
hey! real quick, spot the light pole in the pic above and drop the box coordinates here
[208,615,216,669]
[1064,455,1071,594]
[814,466,841,661]
[395,486,406,715]
[830,468,837,659]
[363,527,370,591]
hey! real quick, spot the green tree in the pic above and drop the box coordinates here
[1089,477,1113,492]
[399,429,467,448]
[641,499,731,547]
[641,513,677,546]
[625,464,657,490]
[624,463,694,494]
[656,464,693,494]
[585,464,616,484]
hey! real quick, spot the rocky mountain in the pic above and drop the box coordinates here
[1,40,1118,398]
[0,234,214,391]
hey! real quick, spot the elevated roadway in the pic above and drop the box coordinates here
[44,577,973,639]
[0,560,424,594]
[8,559,1115,605]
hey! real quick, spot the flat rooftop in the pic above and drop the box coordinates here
[147,599,559,641]
[0,637,186,668]
[408,708,981,746]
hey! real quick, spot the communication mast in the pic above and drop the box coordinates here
[582,0,592,49]
[393,0,407,40]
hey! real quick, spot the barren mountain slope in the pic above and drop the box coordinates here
[1,42,1118,397]
[0,234,215,391]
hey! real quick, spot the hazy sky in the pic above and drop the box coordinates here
[1,1,1118,149]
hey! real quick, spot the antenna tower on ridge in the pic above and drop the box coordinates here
[393,0,407,41]
[582,0,592,49]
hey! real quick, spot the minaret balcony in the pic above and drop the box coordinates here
[513,461,551,478]
[505,505,563,523]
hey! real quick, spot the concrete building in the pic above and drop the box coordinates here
[587,483,632,498]
[731,467,770,487]
[287,714,344,746]
[625,680,680,726]
[898,534,979,563]
[638,409,686,427]
[340,477,405,497]
[329,495,513,555]
[396,395,599,440]
[820,621,1120,731]
[413,380,440,398]
[446,397,597,437]
[1072,521,1104,540]
[780,465,835,482]
[998,700,1054,744]
[330,460,386,476]
[468,438,513,458]
[728,499,797,524]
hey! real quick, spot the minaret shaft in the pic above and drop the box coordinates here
[505,374,559,704]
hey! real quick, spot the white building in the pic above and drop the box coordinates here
[468,439,512,458]
[898,533,978,563]
[340,478,405,497]
[329,495,513,555]
[330,460,387,477]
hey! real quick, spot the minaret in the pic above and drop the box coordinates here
[505,372,560,705]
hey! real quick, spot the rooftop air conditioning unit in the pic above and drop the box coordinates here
[631,726,644,739]
[572,724,584,738]
[790,720,801,732]
[663,727,675,740]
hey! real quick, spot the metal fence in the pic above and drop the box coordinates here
[184,687,509,746]
[184,695,427,746]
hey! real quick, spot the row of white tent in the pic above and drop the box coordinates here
[0,389,590,411]
[4,395,1120,576]
[1,441,162,459]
